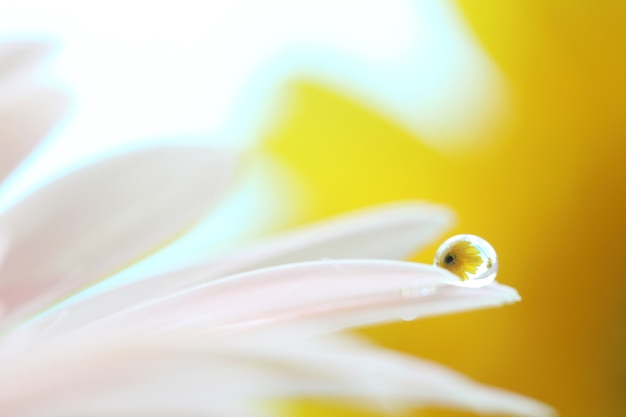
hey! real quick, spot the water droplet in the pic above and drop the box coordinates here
[400,285,436,298]
[399,286,436,321]
[434,234,498,288]
[400,310,418,321]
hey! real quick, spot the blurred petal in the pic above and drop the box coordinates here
[0,331,553,417]
[33,201,452,337]
[71,260,519,338]
[0,335,270,417]
[0,42,68,183]
[0,42,68,181]
[0,86,69,183]
[0,145,238,328]
[214,200,453,269]
[0,42,50,85]
[268,334,555,417]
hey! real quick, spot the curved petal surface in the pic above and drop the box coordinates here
[30,202,452,337]
[0,42,50,83]
[0,87,69,183]
[63,260,518,339]
[0,145,238,328]
[214,201,453,270]
[0,331,553,417]
[0,41,68,183]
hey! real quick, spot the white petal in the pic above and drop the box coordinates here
[0,42,67,183]
[29,202,452,338]
[0,331,553,417]
[0,42,50,87]
[0,335,271,417]
[0,87,68,184]
[214,201,453,270]
[0,145,238,328]
[59,260,519,339]
[264,334,556,417]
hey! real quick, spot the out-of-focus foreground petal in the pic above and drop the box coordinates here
[31,201,453,337]
[214,201,453,269]
[0,42,50,82]
[0,330,554,417]
[0,145,238,329]
[0,42,68,183]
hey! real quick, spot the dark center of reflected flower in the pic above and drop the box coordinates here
[444,253,456,265]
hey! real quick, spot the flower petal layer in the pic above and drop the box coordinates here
[0,42,50,83]
[60,260,518,339]
[28,202,452,337]
[0,331,553,417]
[0,87,69,183]
[214,201,453,270]
[0,145,238,328]
[0,42,68,183]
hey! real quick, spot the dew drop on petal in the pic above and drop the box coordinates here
[400,310,418,322]
[400,286,435,298]
[434,234,498,288]
[399,286,436,321]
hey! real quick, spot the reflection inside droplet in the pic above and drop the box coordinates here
[434,234,498,288]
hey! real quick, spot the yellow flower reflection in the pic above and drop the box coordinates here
[436,240,482,280]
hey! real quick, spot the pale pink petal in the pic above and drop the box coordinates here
[0,331,553,417]
[30,202,452,337]
[0,234,9,270]
[0,42,50,82]
[213,201,453,270]
[233,334,555,417]
[0,145,238,328]
[0,42,68,182]
[0,86,69,182]
[49,260,519,339]
[262,334,555,417]
[0,335,271,416]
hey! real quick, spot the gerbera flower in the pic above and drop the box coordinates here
[0,42,553,417]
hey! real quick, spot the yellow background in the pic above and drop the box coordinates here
[262,2,626,416]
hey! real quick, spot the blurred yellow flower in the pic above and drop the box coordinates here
[262,2,626,416]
